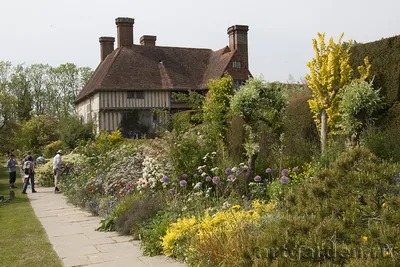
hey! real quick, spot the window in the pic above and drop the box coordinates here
[232,61,241,69]
[136,91,144,99]
[127,91,145,99]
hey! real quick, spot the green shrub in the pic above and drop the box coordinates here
[362,123,400,162]
[183,148,400,266]
[59,115,94,149]
[139,211,178,256]
[43,140,63,158]
[115,194,162,238]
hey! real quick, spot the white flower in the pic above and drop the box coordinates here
[211,152,217,156]
[193,182,202,190]
[201,172,207,177]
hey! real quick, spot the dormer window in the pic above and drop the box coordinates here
[232,61,241,69]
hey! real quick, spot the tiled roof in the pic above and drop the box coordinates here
[76,44,250,102]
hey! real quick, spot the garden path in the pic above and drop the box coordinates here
[26,187,187,267]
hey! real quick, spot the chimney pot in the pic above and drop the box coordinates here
[227,25,249,68]
[99,36,115,62]
[140,35,157,46]
[115,17,135,48]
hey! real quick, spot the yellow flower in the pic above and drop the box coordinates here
[382,202,387,208]
[362,236,368,242]
[232,205,241,210]
[385,251,390,256]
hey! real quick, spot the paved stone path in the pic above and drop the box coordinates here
[26,187,187,267]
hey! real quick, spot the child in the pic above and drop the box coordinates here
[6,154,17,189]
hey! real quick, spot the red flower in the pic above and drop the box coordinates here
[142,181,147,185]
[130,185,133,189]
[116,184,120,187]
[121,184,125,187]
[119,191,124,197]
[89,188,93,192]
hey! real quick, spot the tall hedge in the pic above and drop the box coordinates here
[350,35,400,106]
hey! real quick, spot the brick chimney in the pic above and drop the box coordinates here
[227,25,249,67]
[99,37,115,62]
[115,17,135,48]
[140,35,157,46]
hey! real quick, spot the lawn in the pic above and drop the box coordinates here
[0,162,63,267]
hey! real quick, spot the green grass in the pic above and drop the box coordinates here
[0,162,63,267]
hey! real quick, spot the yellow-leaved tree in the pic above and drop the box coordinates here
[305,32,370,154]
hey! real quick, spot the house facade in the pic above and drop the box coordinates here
[76,17,251,136]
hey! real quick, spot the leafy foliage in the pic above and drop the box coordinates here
[59,115,94,150]
[339,80,382,139]
[202,75,234,143]
[15,115,59,154]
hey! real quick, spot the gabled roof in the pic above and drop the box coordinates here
[76,44,251,103]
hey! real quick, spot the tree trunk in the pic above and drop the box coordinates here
[321,109,328,154]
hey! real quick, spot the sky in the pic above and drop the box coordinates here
[1,0,400,82]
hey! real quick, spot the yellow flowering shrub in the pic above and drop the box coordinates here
[161,217,198,257]
[161,200,276,261]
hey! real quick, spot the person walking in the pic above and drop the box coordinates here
[22,155,37,194]
[53,150,63,194]
[7,154,17,189]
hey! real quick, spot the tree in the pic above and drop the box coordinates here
[8,64,33,121]
[339,80,382,146]
[202,75,234,143]
[16,115,60,154]
[231,77,287,182]
[59,115,94,149]
[305,33,370,154]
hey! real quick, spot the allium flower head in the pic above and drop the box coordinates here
[212,176,221,184]
[193,173,199,178]
[179,180,187,187]
[281,169,289,176]
[280,176,290,184]
[254,175,262,182]
[392,174,400,183]
[236,170,242,176]
[227,175,236,182]
[292,167,299,172]
[265,168,272,173]
[161,176,170,183]
[205,176,212,182]
[225,168,232,175]
[182,174,188,179]
[170,188,176,194]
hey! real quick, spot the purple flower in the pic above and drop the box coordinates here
[193,173,199,178]
[225,168,232,175]
[182,174,188,179]
[212,176,221,184]
[265,168,272,173]
[281,169,289,176]
[179,180,187,187]
[280,176,290,184]
[292,167,299,172]
[170,188,176,194]
[236,170,242,176]
[254,175,262,182]
[161,176,170,183]
[205,176,212,182]
[227,175,236,182]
